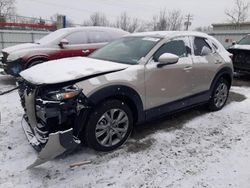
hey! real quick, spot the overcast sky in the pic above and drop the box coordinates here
[15,0,249,29]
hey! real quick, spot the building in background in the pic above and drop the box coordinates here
[208,22,250,48]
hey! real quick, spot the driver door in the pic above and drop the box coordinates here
[145,36,194,112]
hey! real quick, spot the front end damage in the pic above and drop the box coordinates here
[1,52,23,76]
[17,79,90,168]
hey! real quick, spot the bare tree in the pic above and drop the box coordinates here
[83,12,109,26]
[152,9,183,31]
[0,0,16,21]
[128,18,140,32]
[153,9,168,31]
[116,12,130,31]
[167,10,183,30]
[116,12,142,32]
[225,0,249,24]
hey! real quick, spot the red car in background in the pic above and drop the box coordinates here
[0,27,128,76]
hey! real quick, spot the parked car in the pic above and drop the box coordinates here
[228,34,250,73]
[0,27,128,76]
[18,31,233,167]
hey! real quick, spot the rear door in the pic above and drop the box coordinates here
[86,30,111,53]
[145,36,194,110]
[63,31,94,57]
[190,36,225,94]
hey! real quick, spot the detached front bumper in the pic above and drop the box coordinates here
[18,81,88,168]
[22,117,80,168]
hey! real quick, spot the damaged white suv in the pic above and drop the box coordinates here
[18,31,233,167]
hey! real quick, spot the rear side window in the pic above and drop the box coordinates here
[153,37,190,61]
[88,31,111,43]
[193,37,212,56]
[65,31,88,45]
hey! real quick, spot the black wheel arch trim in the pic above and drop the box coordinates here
[25,55,49,68]
[209,67,233,96]
[87,85,145,123]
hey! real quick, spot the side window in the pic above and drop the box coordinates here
[88,31,111,43]
[193,37,212,56]
[153,37,190,62]
[65,31,88,45]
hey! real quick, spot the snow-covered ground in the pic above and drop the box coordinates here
[1,75,250,188]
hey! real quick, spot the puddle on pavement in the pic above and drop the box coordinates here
[228,91,247,103]
[132,106,207,140]
[132,90,246,141]
[126,138,156,153]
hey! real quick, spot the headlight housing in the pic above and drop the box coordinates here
[42,85,82,101]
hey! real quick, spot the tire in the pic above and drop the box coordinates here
[27,60,45,68]
[208,78,229,111]
[83,99,133,151]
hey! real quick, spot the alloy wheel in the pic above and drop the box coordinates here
[95,109,129,147]
[214,82,228,108]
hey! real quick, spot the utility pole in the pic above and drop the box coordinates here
[184,14,193,31]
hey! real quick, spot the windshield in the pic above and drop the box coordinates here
[37,29,68,44]
[90,36,161,65]
[238,35,250,45]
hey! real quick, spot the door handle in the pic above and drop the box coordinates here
[82,49,90,54]
[215,60,223,64]
[183,66,192,71]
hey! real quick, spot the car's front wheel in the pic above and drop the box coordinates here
[27,60,45,68]
[208,78,229,111]
[83,99,133,151]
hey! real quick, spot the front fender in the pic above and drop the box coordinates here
[88,85,145,123]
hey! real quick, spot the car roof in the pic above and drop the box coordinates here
[127,31,210,39]
[58,26,128,34]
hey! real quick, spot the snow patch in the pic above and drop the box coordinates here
[1,86,250,187]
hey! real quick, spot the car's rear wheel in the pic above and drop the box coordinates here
[208,78,229,111]
[83,99,133,151]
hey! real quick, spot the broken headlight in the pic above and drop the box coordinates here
[42,85,82,101]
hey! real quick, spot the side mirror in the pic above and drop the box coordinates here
[157,53,179,68]
[232,41,237,45]
[59,39,69,48]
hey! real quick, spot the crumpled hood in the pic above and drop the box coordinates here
[2,43,39,54]
[229,44,250,50]
[20,57,130,85]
